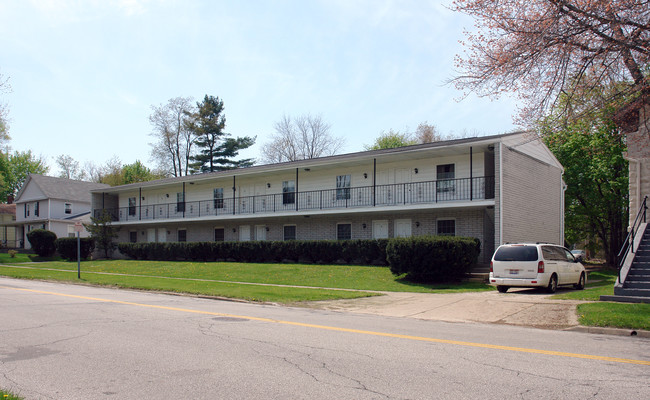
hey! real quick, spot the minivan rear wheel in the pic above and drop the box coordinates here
[546,274,558,293]
[497,286,509,293]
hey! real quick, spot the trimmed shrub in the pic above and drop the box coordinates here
[117,239,390,266]
[55,237,95,260]
[386,235,481,283]
[26,229,57,257]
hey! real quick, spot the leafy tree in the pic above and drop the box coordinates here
[85,210,120,258]
[0,150,48,201]
[261,114,344,163]
[122,160,163,184]
[541,94,628,266]
[187,95,255,173]
[364,130,417,150]
[148,96,195,177]
[451,0,649,123]
[26,229,57,257]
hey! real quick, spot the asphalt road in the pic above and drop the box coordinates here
[1,277,649,400]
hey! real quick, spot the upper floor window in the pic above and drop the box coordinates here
[177,192,185,212]
[64,203,72,214]
[282,180,295,205]
[437,164,455,193]
[336,175,351,200]
[34,202,39,217]
[214,188,224,209]
[128,197,136,216]
[25,203,30,217]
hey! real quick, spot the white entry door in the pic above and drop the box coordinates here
[147,228,156,242]
[157,228,167,243]
[256,225,266,241]
[372,220,389,239]
[239,225,251,241]
[394,219,412,238]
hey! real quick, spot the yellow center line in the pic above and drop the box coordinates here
[3,285,649,366]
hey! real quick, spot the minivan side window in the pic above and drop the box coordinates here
[494,246,538,261]
[542,246,557,260]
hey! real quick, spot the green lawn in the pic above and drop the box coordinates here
[577,302,650,330]
[0,259,492,303]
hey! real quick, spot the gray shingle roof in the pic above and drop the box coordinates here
[18,175,110,203]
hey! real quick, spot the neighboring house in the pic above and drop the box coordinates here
[15,175,110,249]
[91,131,565,263]
[0,201,17,248]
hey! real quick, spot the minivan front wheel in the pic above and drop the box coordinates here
[574,273,585,290]
[497,286,509,293]
[546,274,558,294]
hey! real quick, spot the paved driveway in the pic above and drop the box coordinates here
[301,288,584,329]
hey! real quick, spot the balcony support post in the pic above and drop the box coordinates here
[295,168,299,212]
[373,158,376,207]
[233,176,236,215]
[182,182,186,218]
[470,147,473,201]
[139,187,142,221]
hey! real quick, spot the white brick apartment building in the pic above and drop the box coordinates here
[91,131,565,263]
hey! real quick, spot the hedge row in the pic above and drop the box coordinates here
[55,237,95,261]
[26,229,57,257]
[386,235,481,282]
[118,239,390,265]
[117,236,481,283]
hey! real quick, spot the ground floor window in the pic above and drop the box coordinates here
[129,231,137,243]
[437,219,456,236]
[214,228,225,242]
[337,223,351,240]
[178,229,187,242]
[283,225,296,240]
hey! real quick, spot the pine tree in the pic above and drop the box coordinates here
[187,95,255,173]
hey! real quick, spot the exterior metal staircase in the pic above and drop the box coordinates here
[601,196,650,303]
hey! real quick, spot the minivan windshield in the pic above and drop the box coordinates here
[493,246,538,261]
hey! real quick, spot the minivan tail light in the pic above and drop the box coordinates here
[490,261,493,273]
[537,261,545,273]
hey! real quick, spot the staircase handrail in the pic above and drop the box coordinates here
[617,196,648,283]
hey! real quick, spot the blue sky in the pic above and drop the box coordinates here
[0,0,520,175]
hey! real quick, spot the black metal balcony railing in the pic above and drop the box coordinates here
[96,176,495,222]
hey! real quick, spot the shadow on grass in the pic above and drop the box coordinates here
[393,276,493,292]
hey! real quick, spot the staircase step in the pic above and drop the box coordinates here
[614,287,650,297]
[625,274,650,281]
[600,295,650,304]
[623,281,650,289]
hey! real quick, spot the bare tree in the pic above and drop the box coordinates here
[261,114,344,163]
[0,71,11,149]
[415,122,443,143]
[149,97,195,177]
[55,154,87,180]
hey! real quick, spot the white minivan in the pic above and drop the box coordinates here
[490,243,586,293]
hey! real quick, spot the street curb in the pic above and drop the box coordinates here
[565,326,650,338]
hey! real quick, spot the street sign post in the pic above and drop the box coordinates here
[74,222,83,279]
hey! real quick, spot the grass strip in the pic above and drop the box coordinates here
[577,302,650,331]
[550,269,617,301]
[0,265,374,303]
[0,258,493,293]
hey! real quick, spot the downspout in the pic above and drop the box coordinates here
[561,173,567,246]
[470,147,473,201]
[498,142,504,245]
[232,176,236,215]
[139,187,142,221]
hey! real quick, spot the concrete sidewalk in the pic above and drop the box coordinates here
[303,289,584,330]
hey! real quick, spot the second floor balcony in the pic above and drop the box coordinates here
[96,176,495,223]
